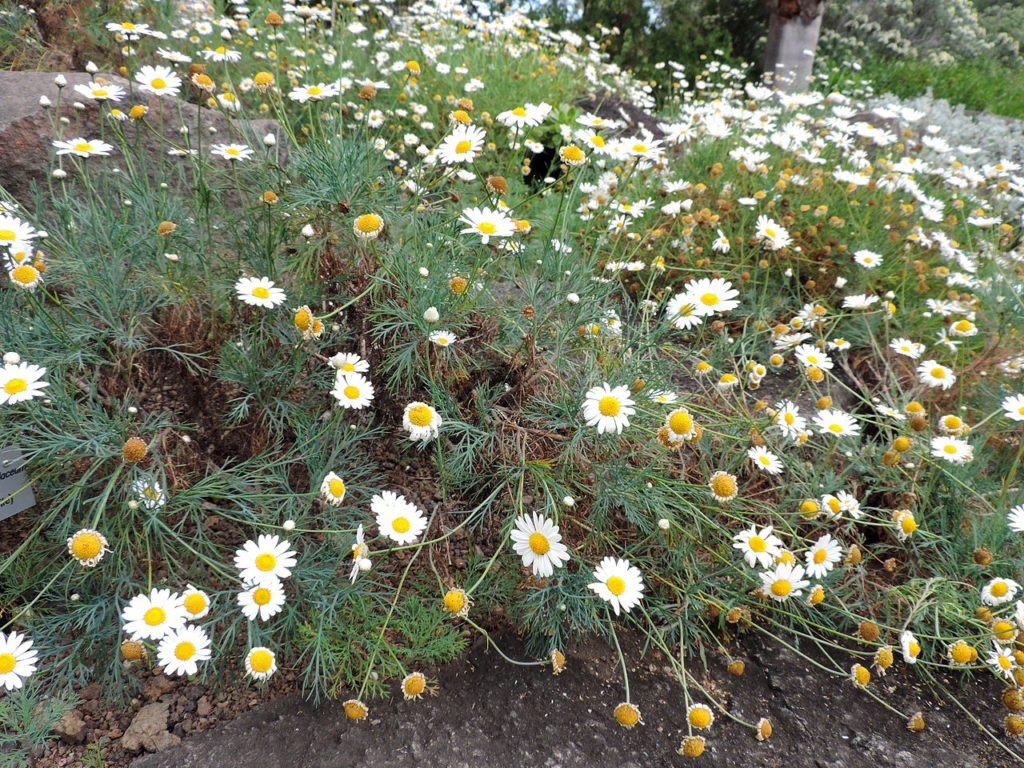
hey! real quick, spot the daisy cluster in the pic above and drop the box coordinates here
[6,0,1024,755]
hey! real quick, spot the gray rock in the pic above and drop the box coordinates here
[0,71,284,204]
[121,702,181,753]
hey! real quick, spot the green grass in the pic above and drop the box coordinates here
[846,56,1024,120]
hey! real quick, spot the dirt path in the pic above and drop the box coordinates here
[130,632,1016,768]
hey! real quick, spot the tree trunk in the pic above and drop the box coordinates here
[761,0,829,93]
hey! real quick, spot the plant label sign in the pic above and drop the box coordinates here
[0,447,35,521]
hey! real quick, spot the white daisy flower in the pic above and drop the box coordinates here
[1008,505,1024,533]
[320,472,347,505]
[9,262,42,290]
[664,408,696,441]
[988,643,1017,681]
[429,330,457,347]
[245,647,278,680]
[794,343,833,370]
[1002,394,1024,422]
[772,400,806,440]
[581,383,635,435]
[52,138,115,158]
[0,362,48,405]
[588,556,644,616]
[852,249,883,268]
[981,578,1020,606]
[329,352,369,374]
[331,373,375,409]
[66,528,109,567]
[733,525,782,569]
[121,588,187,641]
[759,562,809,602]
[288,81,341,102]
[754,215,791,250]
[74,81,126,102]
[235,276,286,308]
[157,625,211,676]
[237,578,286,621]
[234,534,297,584]
[373,490,427,545]
[211,143,254,161]
[135,65,183,96]
[664,293,704,330]
[509,513,570,578]
[131,477,166,509]
[458,207,516,245]
[0,631,38,690]
[437,124,486,164]
[804,534,842,579]
[403,401,442,442]
[900,630,922,664]
[917,360,956,390]
[349,524,370,584]
[930,436,973,464]
[179,584,211,620]
[747,446,784,474]
[682,277,740,317]
[813,409,861,438]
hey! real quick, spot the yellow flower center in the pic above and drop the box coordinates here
[255,553,276,571]
[688,707,712,728]
[6,377,29,395]
[392,516,411,534]
[294,308,311,330]
[950,643,974,664]
[749,536,767,553]
[455,140,472,154]
[123,21,136,28]
[249,649,273,672]
[632,143,648,153]
[512,107,527,116]
[0,230,14,241]
[175,641,196,660]
[710,474,736,497]
[943,445,957,454]
[74,142,93,153]
[215,46,226,54]
[183,593,206,614]
[828,423,844,433]
[94,89,109,97]
[355,214,382,232]
[813,549,827,564]
[606,576,626,596]
[408,404,433,427]
[528,532,550,555]
[700,292,719,306]
[0,653,15,674]
[343,385,360,400]
[151,77,166,89]
[561,145,584,162]
[403,674,426,696]
[328,478,345,498]
[591,135,605,147]
[1000,655,1013,669]
[901,516,917,534]
[944,416,961,428]
[252,286,270,299]
[144,607,166,626]
[226,147,240,155]
[308,86,322,95]
[443,589,466,613]
[341,362,355,372]
[477,221,497,234]
[668,411,692,435]
[993,582,1009,597]
[770,579,792,597]
[71,533,102,560]
[598,396,621,417]
[931,367,946,378]
[12,263,41,284]
[252,587,272,605]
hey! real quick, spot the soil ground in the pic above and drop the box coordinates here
[119,632,1017,768]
